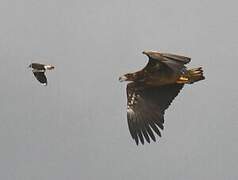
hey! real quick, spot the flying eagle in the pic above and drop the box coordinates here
[28,63,54,85]
[119,51,205,145]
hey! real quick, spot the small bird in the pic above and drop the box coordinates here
[28,63,54,85]
[119,51,205,145]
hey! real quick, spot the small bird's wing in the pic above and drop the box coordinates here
[126,82,184,145]
[33,72,47,85]
[31,63,46,69]
[144,52,191,72]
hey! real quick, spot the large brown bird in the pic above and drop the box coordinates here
[28,63,54,85]
[119,51,205,145]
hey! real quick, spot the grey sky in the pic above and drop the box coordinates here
[0,0,238,179]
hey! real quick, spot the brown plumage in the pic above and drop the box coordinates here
[119,51,205,145]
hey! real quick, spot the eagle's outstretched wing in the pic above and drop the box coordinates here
[33,72,47,85]
[126,82,184,145]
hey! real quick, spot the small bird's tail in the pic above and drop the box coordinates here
[177,67,205,84]
[44,65,55,70]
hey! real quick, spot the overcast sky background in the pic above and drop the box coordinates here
[0,0,238,179]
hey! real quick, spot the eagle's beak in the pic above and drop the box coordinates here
[119,75,127,82]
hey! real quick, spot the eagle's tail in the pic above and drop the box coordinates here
[177,67,205,84]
